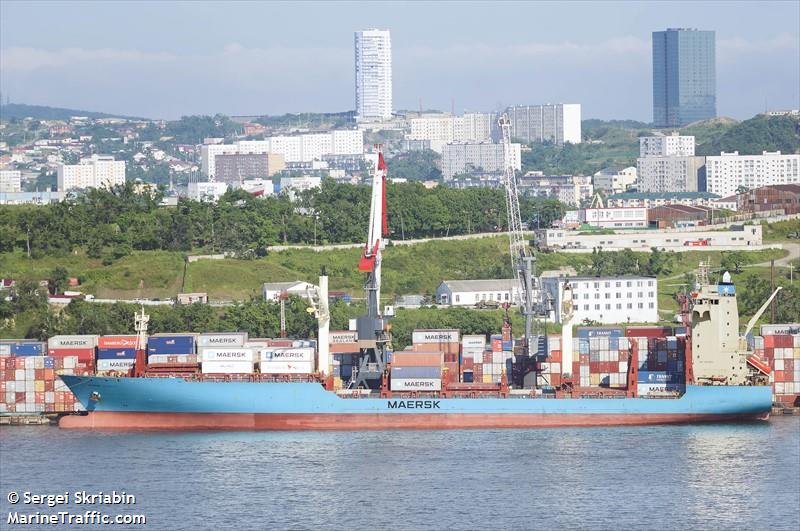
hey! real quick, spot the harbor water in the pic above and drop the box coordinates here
[1,418,798,530]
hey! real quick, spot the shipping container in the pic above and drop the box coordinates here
[577,327,623,339]
[48,335,99,349]
[197,332,248,348]
[761,324,800,336]
[47,348,95,361]
[147,335,196,355]
[199,348,256,363]
[412,329,459,344]
[258,348,315,362]
[461,335,486,350]
[390,378,442,391]
[96,348,136,360]
[390,366,441,379]
[201,360,255,374]
[96,359,135,372]
[147,354,198,364]
[98,335,139,349]
[391,352,442,367]
[257,361,314,374]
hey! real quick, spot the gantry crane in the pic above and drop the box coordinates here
[499,114,541,383]
[350,147,392,390]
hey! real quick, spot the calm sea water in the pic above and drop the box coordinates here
[1,418,798,530]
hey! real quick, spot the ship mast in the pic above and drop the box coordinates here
[351,147,391,390]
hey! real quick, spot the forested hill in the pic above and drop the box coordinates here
[0,103,145,121]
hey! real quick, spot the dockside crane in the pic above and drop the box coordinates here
[350,147,392,390]
[498,114,541,384]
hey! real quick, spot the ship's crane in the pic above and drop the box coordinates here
[351,147,392,390]
[498,115,539,372]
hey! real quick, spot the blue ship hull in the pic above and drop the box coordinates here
[58,376,772,430]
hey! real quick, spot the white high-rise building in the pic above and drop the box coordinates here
[57,155,125,191]
[409,112,495,153]
[636,156,706,193]
[355,29,392,121]
[441,142,521,180]
[0,169,22,193]
[639,133,695,157]
[705,151,800,197]
[505,104,581,144]
[200,130,363,178]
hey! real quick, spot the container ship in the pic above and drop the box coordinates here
[52,148,779,430]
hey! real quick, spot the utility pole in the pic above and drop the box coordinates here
[770,259,776,323]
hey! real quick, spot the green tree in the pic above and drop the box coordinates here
[48,266,70,295]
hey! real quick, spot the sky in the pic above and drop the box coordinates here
[1,0,798,121]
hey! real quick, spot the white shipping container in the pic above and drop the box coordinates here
[25,368,34,379]
[412,329,460,344]
[461,348,483,359]
[330,331,358,344]
[6,381,14,392]
[761,324,800,336]
[48,335,98,349]
[619,361,628,373]
[197,333,247,348]
[258,360,314,374]
[619,337,630,350]
[96,359,135,372]
[540,362,550,373]
[483,363,492,375]
[774,383,785,394]
[492,363,504,374]
[0,344,10,356]
[259,348,315,362]
[202,360,255,374]
[551,362,561,374]
[15,369,24,380]
[795,335,800,347]
[492,352,503,364]
[148,354,198,364]
[461,335,486,350]
[775,359,785,371]
[64,357,76,369]
[200,348,255,362]
[390,378,442,391]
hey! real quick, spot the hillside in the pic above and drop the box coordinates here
[0,103,145,121]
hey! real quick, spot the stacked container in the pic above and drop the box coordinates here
[197,333,253,374]
[96,335,138,374]
[391,351,442,391]
[412,329,460,382]
[460,335,486,384]
[258,347,315,374]
[48,335,97,373]
[147,333,199,367]
[0,340,89,413]
[758,324,800,405]
[481,334,512,384]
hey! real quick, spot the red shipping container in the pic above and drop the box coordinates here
[4,358,13,369]
[44,368,54,380]
[774,370,785,382]
[45,404,55,413]
[491,339,502,352]
[35,392,45,403]
[44,380,54,392]
[550,350,562,362]
[764,335,776,348]
[775,335,793,348]
[625,326,672,338]
[785,359,794,373]
[49,348,95,361]
[98,335,138,349]
[483,352,493,364]
[463,358,474,370]
[35,369,44,380]
[392,352,442,367]
[15,358,25,369]
[0,382,4,393]
[550,374,562,386]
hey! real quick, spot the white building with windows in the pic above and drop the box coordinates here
[57,155,125,191]
[505,103,581,145]
[436,279,521,306]
[636,155,706,192]
[441,142,521,180]
[200,130,363,177]
[355,29,392,121]
[542,276,659,324]
[705,151,800,197]
[639,133,695,157]
[0,169,22,193]
[592,166,637,194]
[408,112,495,153]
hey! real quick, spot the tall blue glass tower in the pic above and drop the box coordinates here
[652,28,716,127]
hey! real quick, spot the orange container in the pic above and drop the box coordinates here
[392,352,442,367]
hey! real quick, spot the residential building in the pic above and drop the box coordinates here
[606,191,723,209]
[535,224,762,251]
[541,276,659,325]
[639,133,695,157]
[408,112,494,153]
[57,155,125,191]
[435,279,520,306]
[263,281,318,302]
[214,153,285,184]
[280,176,322,195]
[518,174,593,207]
[187,181,228,202]
[441,141,521,180]
[200,130,363,177]
[592,166,637,194]
[580,207,648,229]
[636,155,706,192]
[652,28,716,127]
[730,184,800,215]
[505,104,581,144]
[704,151,800,197]
[355,29,392,121]
[0,169,22,193]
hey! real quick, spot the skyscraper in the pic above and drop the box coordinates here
[652,28,716,127]
[354,29,392,121]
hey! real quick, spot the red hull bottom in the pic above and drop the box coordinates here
[59,411,770,431]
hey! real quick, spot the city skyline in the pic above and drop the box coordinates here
[0,1,798,121]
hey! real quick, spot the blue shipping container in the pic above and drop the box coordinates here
[10,342,45,356]
[463,371,474,383]
[501,340,513,351]
[390,366,442,379]
[97,348,136,360]
[340,365,353,379]
[147,336,195,355]
[44,357,55,368]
